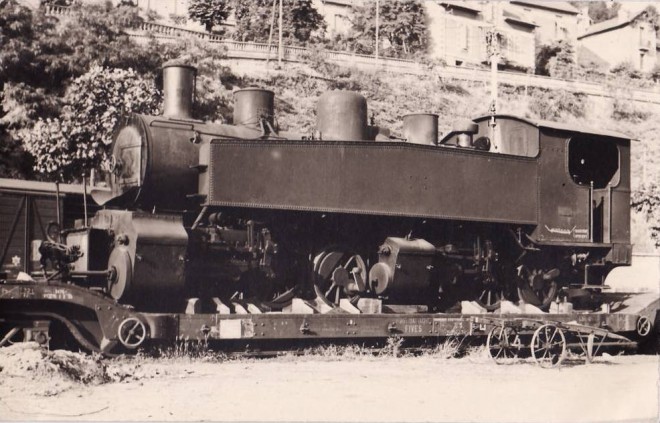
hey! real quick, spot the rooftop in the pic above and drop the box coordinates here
[502,8,538,28]
[510,1,579,15]
[439,1,482,14]
[579,11,648,39]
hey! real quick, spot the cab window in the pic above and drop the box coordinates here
[568,136,619,188]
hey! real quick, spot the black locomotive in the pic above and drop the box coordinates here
[37,63,631,319]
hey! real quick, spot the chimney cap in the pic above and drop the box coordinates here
[162,62,197,72]
[403,113,439,118]
[234,87,274,95]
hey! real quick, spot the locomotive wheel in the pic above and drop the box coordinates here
[486,325,520,363]
[475,285,504,311]
[313,247,367,305]
[518,280,558,311]
[531,324,566,368]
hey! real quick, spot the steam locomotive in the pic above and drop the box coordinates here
[37,63,631,319]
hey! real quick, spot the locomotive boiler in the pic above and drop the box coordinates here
[44,63,633,318]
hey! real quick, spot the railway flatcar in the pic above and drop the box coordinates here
[0,65,657,354]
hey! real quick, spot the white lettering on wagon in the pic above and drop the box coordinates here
[544,225,589,239]
[544,225,575,235]
[1,286,35,298]
[404,324,423,334]
[395,317,432,334]
[42,288,73,300]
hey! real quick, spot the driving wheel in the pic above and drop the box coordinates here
[313,247,367,305]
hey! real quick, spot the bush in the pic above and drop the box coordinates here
[650,63,660,83]
[18,66,161,180]
[611,97,650,122]
[611,61,643,80]
[528,88,586,120]
[632,183,660,247]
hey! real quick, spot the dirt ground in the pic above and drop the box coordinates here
[0,343,658,423]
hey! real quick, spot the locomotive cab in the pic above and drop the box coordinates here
[473,116,631,286]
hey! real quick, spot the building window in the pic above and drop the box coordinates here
[458,25,469,51]
[640,52,645,69]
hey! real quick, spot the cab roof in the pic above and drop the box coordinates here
[472,115,634,141]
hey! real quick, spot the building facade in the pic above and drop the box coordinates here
[312,0,354,36]
[578,10,658,72]
[508,1,580,45]
[426,1,536,70]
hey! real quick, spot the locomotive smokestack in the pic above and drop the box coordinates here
[403,113,439,145]
[233,88,275,131]
[162,64,197,119]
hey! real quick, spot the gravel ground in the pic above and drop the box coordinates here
[0,343,658,423]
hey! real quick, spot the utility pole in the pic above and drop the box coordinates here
[375,0,380,68]
[486,2,501,150]
[266,0,277,66]
[278,0,283,66]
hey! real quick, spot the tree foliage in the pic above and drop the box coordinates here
[632,184,660,247]
[232,0,325,45]
[19,66,161,180]
[188,0,231,33]
[535,43,561,76]
[547,42,578,80]
[348,0,428,59]
[0,0,154,119]
[0,0,231,180]
[587,1,621,23]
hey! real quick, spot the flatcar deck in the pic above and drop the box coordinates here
[1,280,657,356]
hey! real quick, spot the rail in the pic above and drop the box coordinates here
[45,7,660,104]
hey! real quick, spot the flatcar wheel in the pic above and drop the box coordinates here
[486,325,519,363]
[313,247,367,305]
[531,324,566,368]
